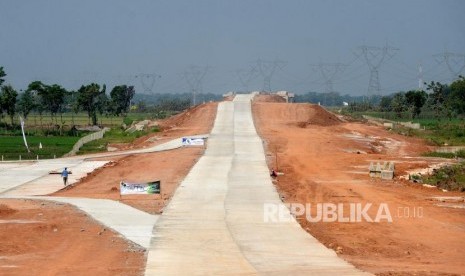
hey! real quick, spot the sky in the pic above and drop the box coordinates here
[1,0,464,96]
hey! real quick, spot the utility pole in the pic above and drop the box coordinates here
[183,65,209,106]
[256,59,286,92]
[135,73,161,94]
[433,51,465,80]
[356,45,399,99]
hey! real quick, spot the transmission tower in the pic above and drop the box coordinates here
[356,45,399,98]
[135,73,161,94]
[256,59,286,92]
[312,62,347,93]
[433,51,465,80]
[418,63,424,90]
[183,65,209,106]
[236,65,259,92]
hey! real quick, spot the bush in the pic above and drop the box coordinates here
[123,116,133,126]
[422,151,456,159]
[423,163,465,192]
[457,150,465,158]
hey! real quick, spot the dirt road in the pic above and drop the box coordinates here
[253,99,465,275]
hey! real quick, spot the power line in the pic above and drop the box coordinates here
[355,44,399,98]
[433,51,465,80]
[311,62,347,93]
[236,65,259,92]
[135,73,161,94]
[183,65,209,106]
[256,58,286,91]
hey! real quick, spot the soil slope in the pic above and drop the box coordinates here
[253,100,465,275]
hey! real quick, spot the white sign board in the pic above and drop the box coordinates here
[120,180,160,195]
[182,137,205,146]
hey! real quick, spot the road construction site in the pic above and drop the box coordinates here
[0,94,464,275]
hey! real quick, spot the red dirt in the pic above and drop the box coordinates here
[253,101,465,275]
[55,102,218,215]
[53,148,204,214]
[253,94,287,103]
[0,199,144,276]
[0,102,218,275]
[131,102,218,149]
[101,102,218,151]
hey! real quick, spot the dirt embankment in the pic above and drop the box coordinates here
[0,102,218,275]
[253,101,465,275]
[253,94,287,103]
[54,102,218,214]
[109,102,218,151]
[0,199,145,276]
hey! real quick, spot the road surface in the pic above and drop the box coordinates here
[145,94,368,275]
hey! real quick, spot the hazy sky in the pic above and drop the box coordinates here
[1,0,464,95]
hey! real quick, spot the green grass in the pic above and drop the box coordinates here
[5,112,163,129]
[349,111,465,146]
[77,126,160,155]
[0,136,80,160]
[423,162,465,192]
[20,113,124,127]
[421,151,457,159]
[0,111,168,159]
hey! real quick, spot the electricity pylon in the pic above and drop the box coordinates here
[236,65,259,92]
[183,65,209,106]
[135,73,161,94]
[356,45,399,98]
[256,59,286,92]
[311,62,347,93]
[433,51,465,80]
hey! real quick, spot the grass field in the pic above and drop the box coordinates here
[345,111,465,146]
[1,112,161,129]
[77,127,160,155]
[0,136,80,160]
[0,111,165,160]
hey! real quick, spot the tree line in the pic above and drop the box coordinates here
[0,66,135,128]
[347,76,465,120]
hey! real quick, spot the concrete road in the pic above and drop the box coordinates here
[145,94,369,275]
[2,195,159,249]
[0,134,208,196]
[0,135,202,250]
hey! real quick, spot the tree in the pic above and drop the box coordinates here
[405,90,427,119]
[109,85,135,116]
[426,81,449,119]
[390,92,407,118]
[379,96,393,112]
[77,83,106,125]
[0,85,18,125]
[0,66,6,87]
[45,84,67,123]
[26,81,47,127]
[17,89,36,120]
[449,76,465,115]
[27,81,66,123]
[97,91,109,125]
[66,90,80,126]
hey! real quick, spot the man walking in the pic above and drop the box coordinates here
[61,167,69,186]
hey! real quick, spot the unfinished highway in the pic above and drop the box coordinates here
[144,94,368,275]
